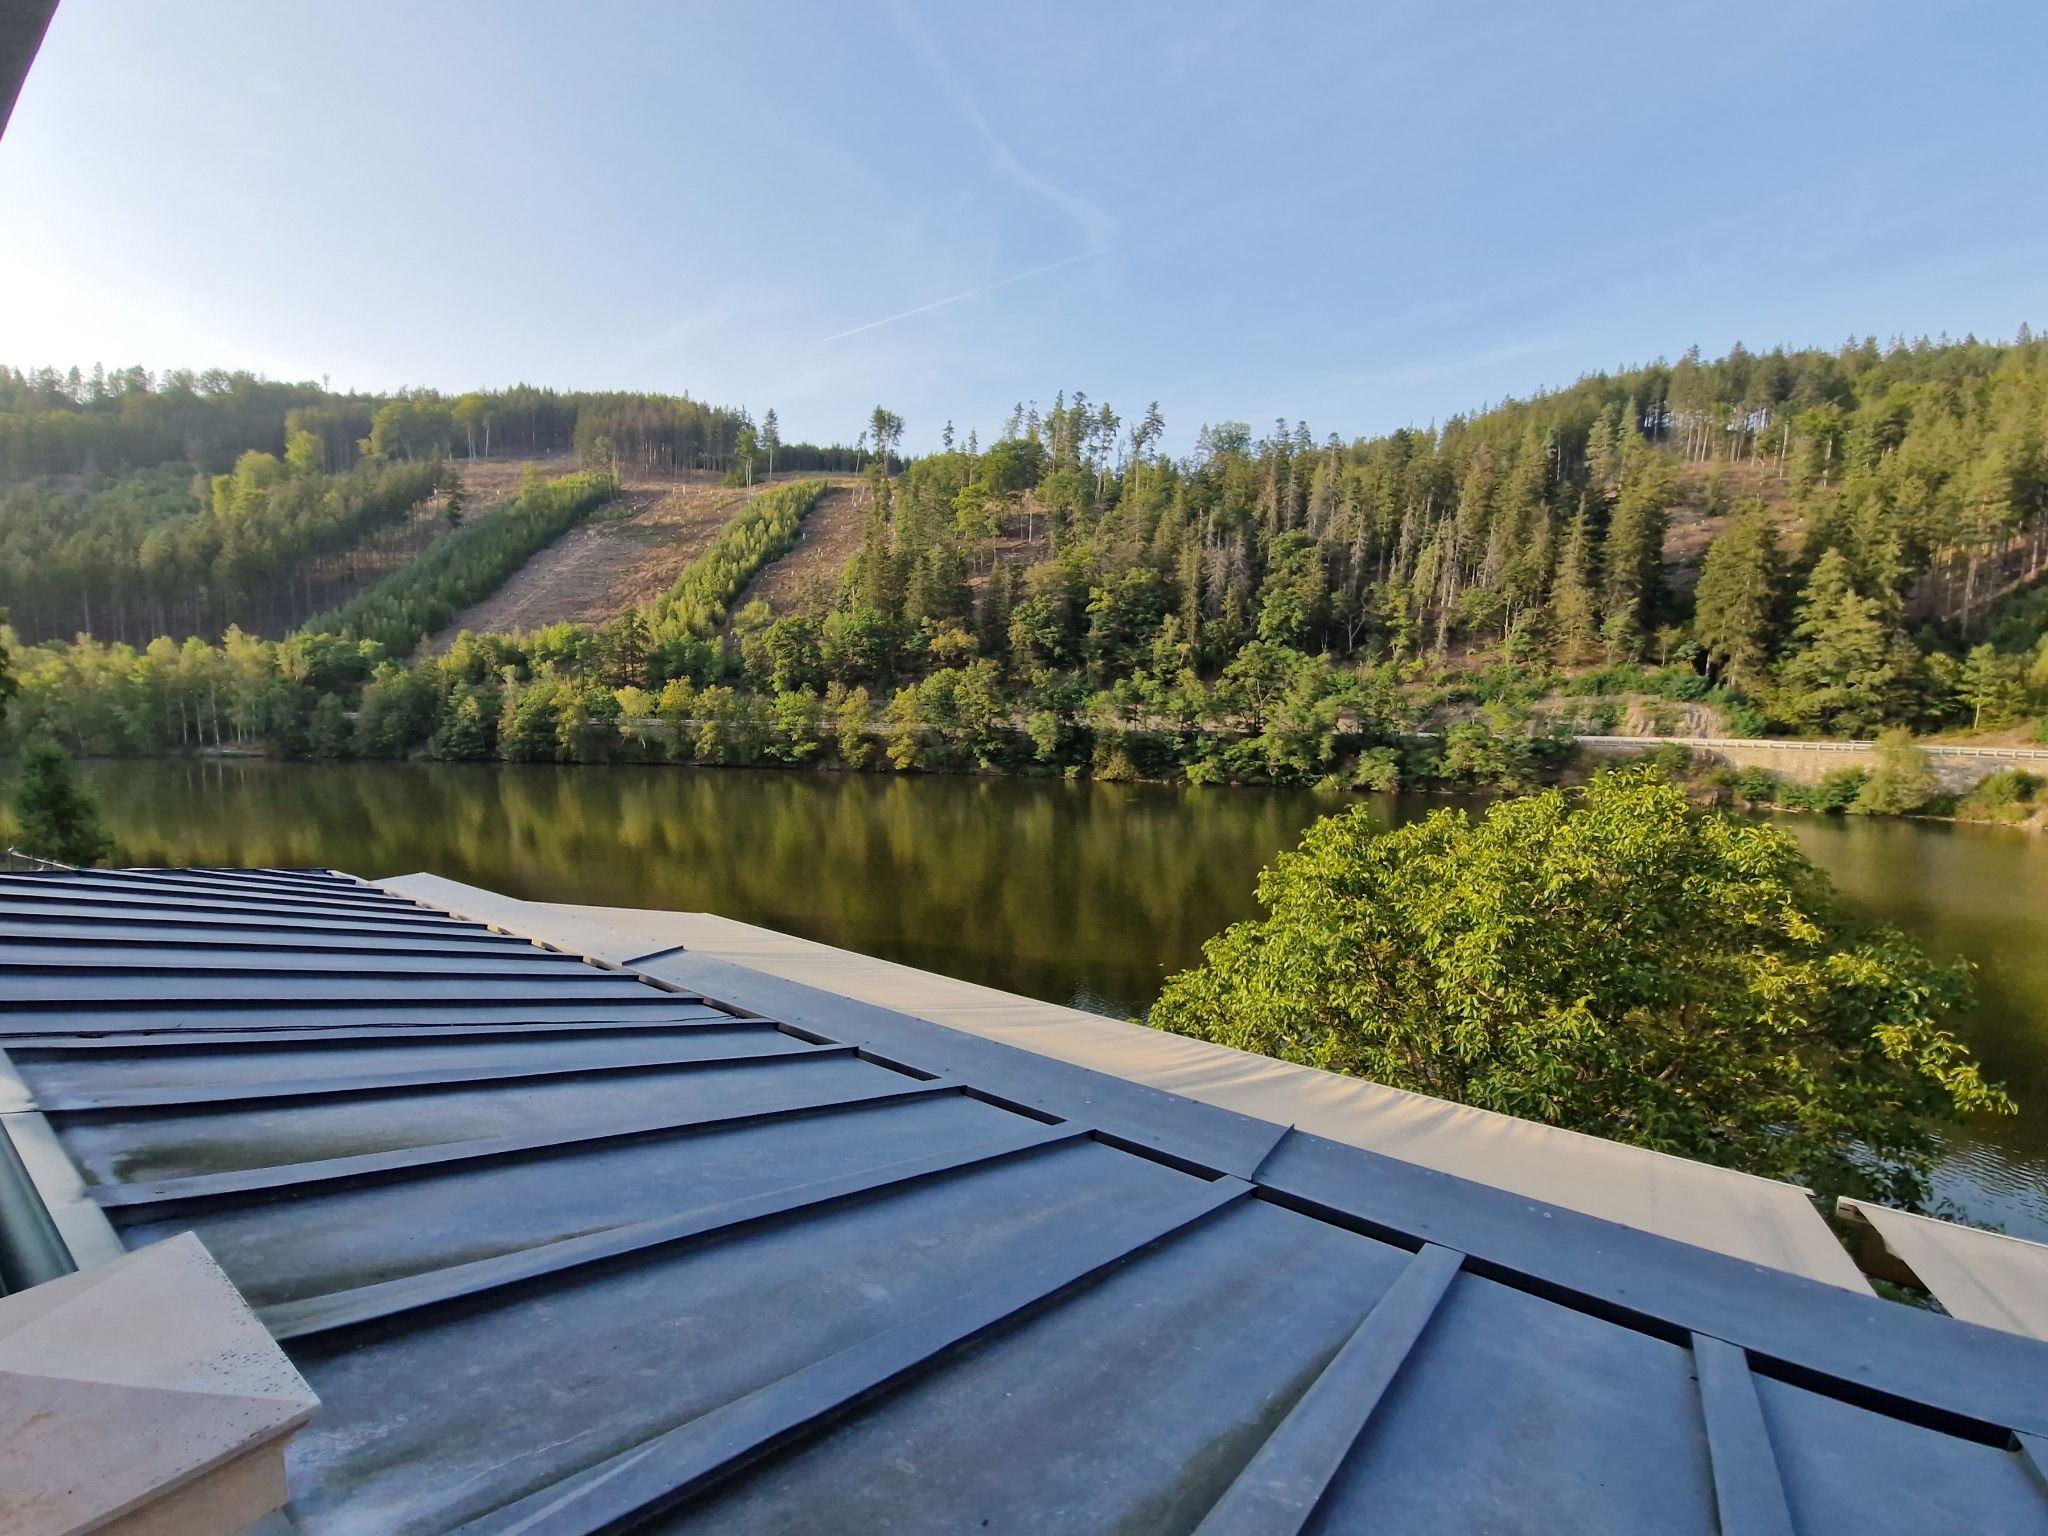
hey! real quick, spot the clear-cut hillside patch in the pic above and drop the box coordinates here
[425,471,760,645]
[728,478,867,611]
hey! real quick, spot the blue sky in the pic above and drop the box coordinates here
[3,0,2045,453]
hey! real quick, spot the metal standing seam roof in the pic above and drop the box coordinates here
[384,880,1865,1289]
[0,867,2045,1536]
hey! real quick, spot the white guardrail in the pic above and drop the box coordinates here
[1575,735,2048,760]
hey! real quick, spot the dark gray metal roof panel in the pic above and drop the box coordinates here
[0,868,410,904]
[0,998,717,1036]
[6,971,662,1004]
[0,917,542,953]
[13,1026,814,1111]
[0,905,504,944]
[0,881,480,925]
[0,941,602,974]
[0,0,58,142]
[619,949,2048,1436]
[637,950,1294,1181]
[118,1094,1043,1311]
[51,1051,909,1187]
[1,867,2043,1536]
[655,1198,1418,1536]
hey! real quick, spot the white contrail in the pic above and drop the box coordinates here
[881,0,1114,247]
[818,249,1102,344]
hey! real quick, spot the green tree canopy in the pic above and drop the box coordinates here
[9,738,114,866]
[1692,500,1783,691]
[1776,548,1913,735]
[0,607,16,728]
[1150,770,2009,1206]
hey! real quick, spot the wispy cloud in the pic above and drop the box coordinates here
[882,0,1114,245]
[818,247,1104,343]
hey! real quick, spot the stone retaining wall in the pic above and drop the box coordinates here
[1574,734,2048,790]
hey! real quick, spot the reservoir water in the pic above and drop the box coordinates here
[78,758,2048,1240]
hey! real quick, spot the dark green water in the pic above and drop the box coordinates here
[78,759,2048,1239]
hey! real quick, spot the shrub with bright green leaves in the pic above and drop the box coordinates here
[1149,769,2010,1206]
[1957,768,2043,823]
[1714,695,1769,738]
[1852,729,1939,815]
[1780,767,1869,813]
[1734,766,1779,804]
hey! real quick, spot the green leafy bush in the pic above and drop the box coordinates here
[1957,768,2044,823]
[1781,767,1870,813]
[1735,767,1779,804]
[1852,730,1939,815]
[1149,770,2010,1206]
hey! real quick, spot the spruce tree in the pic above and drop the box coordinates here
[1598,451,1676,657]
[1549,505,1599,664]
[1693,502,1783,691]
[1777,549,1904,734]
[10,739,114,866]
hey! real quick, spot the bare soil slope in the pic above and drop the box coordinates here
[425,471,749,645]
[1659,459,1799,600]
[733,478,868,610]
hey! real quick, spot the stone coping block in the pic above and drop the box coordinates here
[0,1233,318,1536]
[1839,1196,2048,1341]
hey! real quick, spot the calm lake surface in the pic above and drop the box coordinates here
[79,758,2048,1240]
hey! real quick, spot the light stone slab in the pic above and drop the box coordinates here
[0,1233,318,1536]
[1839,1197,2048,1340]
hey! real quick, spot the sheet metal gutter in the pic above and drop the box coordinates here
[0,1103,71,1292]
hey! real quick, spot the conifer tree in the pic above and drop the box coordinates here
[1692,501,1783,691]
[1549,505,1599,664]
[9,739,113,866]
[1961,644,2026,730]
[1598,451,1676,657]
[1777,549,1907,734]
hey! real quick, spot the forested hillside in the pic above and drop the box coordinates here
[0,365,846,481]
[687,333,2048,750]
[6,334,2047,799]
[0,366,863,644]
[0,451,439,642]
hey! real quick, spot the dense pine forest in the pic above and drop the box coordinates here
[3,335,2046,815]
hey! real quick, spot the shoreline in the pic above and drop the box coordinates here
[58,739,2048,835]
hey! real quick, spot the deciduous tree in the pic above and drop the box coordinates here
[1150,770,2009,1205]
